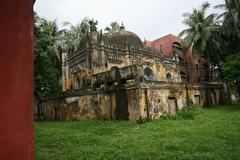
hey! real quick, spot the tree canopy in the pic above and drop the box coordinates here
[220,52,240,86]
[179,2,220,64]
[34,13,62,102]
[104,21,121,37]
[62,18,90,53]
[179,0,240,89]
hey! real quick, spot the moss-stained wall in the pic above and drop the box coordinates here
[42,84,222,122]
[42,88,142,121]
[143,89,180,119]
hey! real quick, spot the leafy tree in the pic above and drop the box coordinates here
[216,1,240,96]
[105,21,121,36]
[179,2,220,64]
[220,52,240,93]
[34,13,62,104]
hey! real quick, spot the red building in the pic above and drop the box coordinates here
[144,34,210,83]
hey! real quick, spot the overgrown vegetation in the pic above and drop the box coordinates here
[162,104,204,120]
[220,52,240,89]
[35,104,240,160]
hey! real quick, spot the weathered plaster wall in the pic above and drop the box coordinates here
[42,88,142,121]
[42,85,222,122]
[142,88,183,119]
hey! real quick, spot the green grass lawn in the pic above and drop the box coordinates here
[35,104,240,160]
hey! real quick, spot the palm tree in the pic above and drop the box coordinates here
[39,19,61,59]
[105,21,120,36]
[35,17,62,86]
[179,2,220,62]
[214,0,240,57]
[179,2,221,83]
[63,17,90,53]
[215,0,240,40]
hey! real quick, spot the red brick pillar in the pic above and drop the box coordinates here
[0,0,34,159]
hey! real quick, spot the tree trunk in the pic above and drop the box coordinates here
[37,102,40,120]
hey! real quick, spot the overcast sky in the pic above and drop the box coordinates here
[34,0,224,41]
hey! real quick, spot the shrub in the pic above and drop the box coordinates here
[178,104,203,119]
[162,104,203,120]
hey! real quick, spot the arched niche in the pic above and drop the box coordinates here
[144,67,154,80]
[166,72,173,82]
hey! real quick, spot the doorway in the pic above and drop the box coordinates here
[115,89,129,120]
[168,97,177,115]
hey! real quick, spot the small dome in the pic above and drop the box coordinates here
[109,26,143,48]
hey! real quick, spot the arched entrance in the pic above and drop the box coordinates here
[111,66,129,120]
[168,96,177,115]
